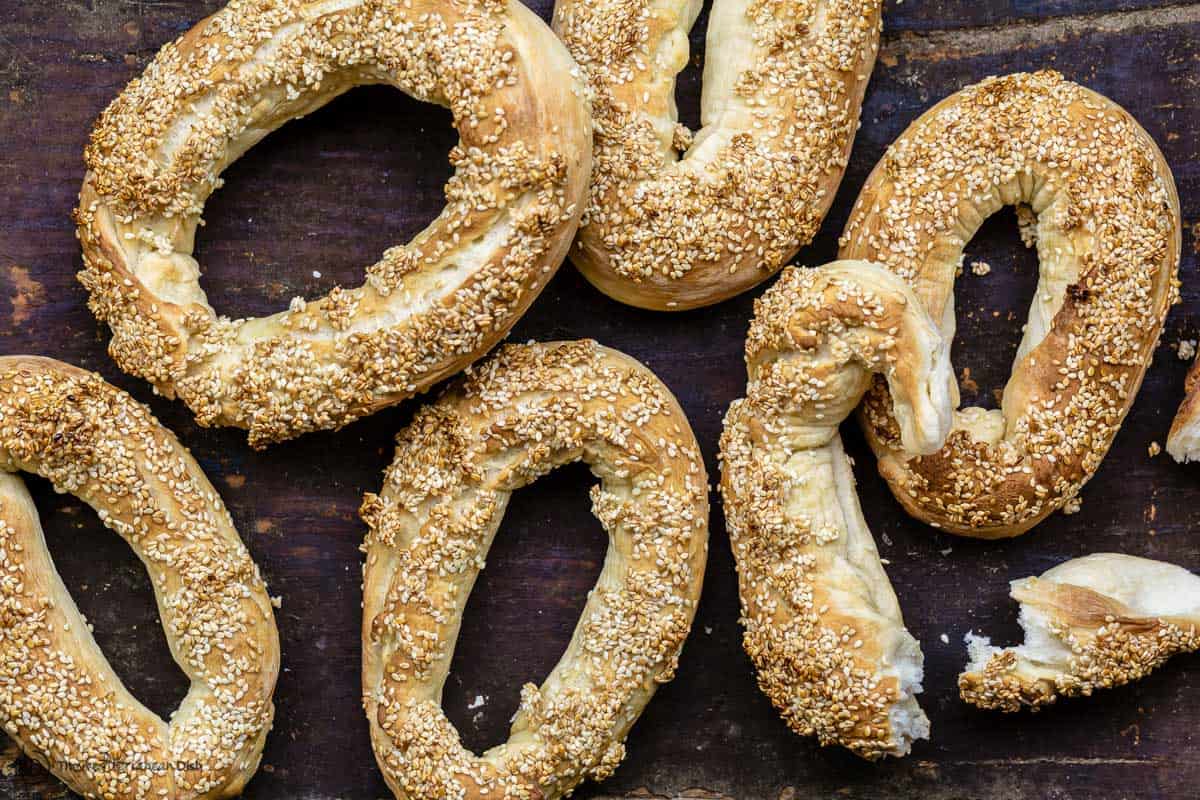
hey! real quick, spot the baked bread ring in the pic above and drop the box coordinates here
[553,0,882,310]
[719,261,954,759]
[839,70,1182,538]
[960,553,1200,712]
[1167,358,1200,461]
[360,340,707,800]
[76,0,592,448]
[0,357,279,799]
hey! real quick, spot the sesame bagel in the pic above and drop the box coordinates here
[553,0,882,310]
[840,71,1182,538]
[0,357,279,799]
[960,554,1200,712]
[719,261,954,758]
[360,340,707,800]
[77,0,592,448]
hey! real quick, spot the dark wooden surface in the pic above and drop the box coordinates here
[1,1,1199,798]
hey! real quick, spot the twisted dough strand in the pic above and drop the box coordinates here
[720,261,953,758]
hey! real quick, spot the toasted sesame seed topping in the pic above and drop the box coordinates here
[0,356,278,800]
[960,554,1200,712]
[76,0,592,447]
[719,262,953,759]
[554,0,882,310]
[840,71,1181,537]
[360,340,707,799]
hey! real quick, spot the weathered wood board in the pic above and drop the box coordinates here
[1,1,1199,798]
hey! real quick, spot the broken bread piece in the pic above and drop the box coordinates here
[720,262,953,758]
[960,553,1200,711]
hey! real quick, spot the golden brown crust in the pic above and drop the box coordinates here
[0,356,279,799]
[76,0,592,447]
[360,340,708,799]
[839,71,1182,538]
[554,0,882,310]
[959,554,1200,712]
[719,262,954,758]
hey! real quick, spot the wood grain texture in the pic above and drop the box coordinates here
[0,0,1198,798]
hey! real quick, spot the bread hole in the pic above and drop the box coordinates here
[952,205,1042,411]
[672,0,710,133]
[25,473,189,720]
[442,462,607,755]
[197,85,456,320]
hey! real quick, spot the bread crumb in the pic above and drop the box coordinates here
[270,595,282,609]
[467,695,486,710]
[939,633,950,644]
[959,367,979,395]
[1178,339,1196,360]
[1148,441,1162,458]
[970,260,991,276]
[1062,495,1082,515]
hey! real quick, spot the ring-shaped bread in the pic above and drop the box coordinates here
[839,71,1182,538]
[360,340,708,799]
[0,357,279,799]
[961,553,1200,712]
[77,0,593,448]
[719,261,955,758]
[553,0,882,310]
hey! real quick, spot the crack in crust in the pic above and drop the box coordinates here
[553,0,882,310]
[0,356,279,800]
[959,553,1200,712]
[76,0,593,447]
[839,70,1182,538]
[719,262,954,759]
[360,340,708,799]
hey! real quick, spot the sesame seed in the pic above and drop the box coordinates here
[719,261,951,759]
[959,554,1200,712]
[360,341,708,798]
[840,71,1180,536]
[76,0,591,448]
[556,0,883,309]
[0,356,278,799]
